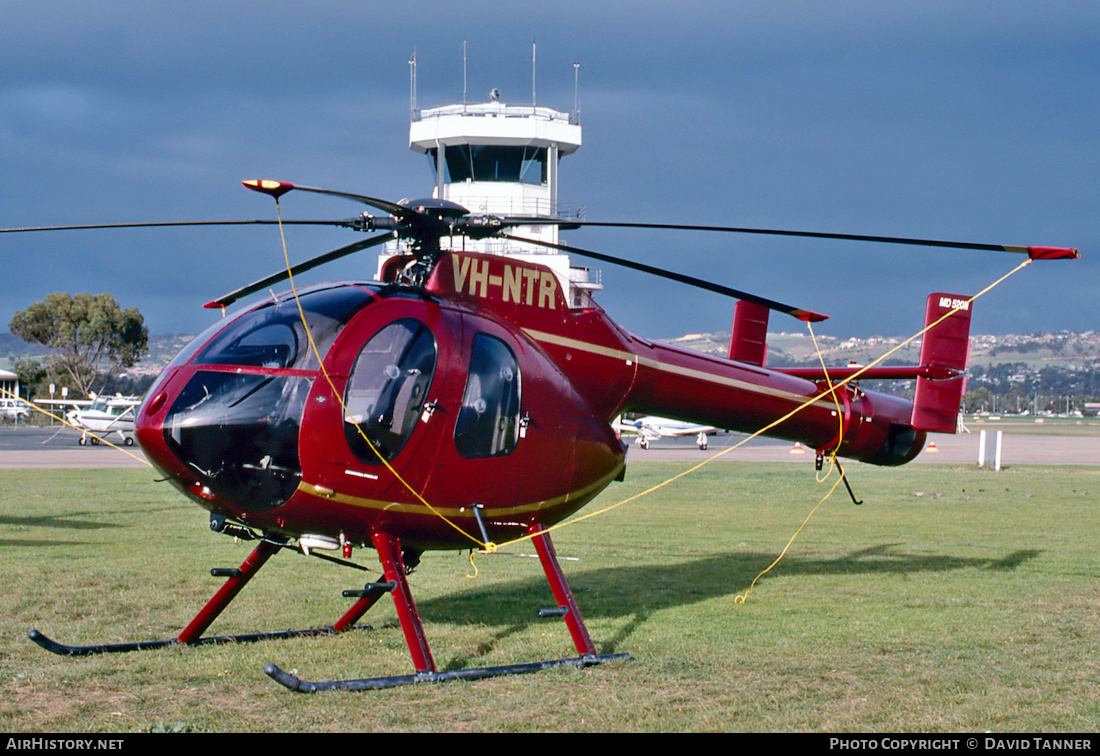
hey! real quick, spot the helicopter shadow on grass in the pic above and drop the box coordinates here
[410,543,1041,671]
[0,503,185,549]
[0,500,187,531]
[0,512,123,547]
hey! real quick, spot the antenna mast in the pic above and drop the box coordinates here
[409,49,418,119]
[573,62,580,122]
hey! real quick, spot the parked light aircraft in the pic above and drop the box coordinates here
[63,394,141,446]
[618,415,717,450]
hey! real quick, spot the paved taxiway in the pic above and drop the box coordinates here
[1,424,1097,469]
[0,426,149,468]
[628,427,1100,466]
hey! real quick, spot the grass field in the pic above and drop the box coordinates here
[965,416,1100,437]
[2,462,1098,733]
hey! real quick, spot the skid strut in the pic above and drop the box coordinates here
[28,537,371,656]
[265,524,629,692]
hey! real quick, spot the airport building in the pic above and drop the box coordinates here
[0,368,19,400]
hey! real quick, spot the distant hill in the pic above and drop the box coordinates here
[662,330,1100,370]
[0,331,47,360]
[132,333,202,374]
[663,330,1100,403]
[0,332,197,377]
[4,330,1098,402]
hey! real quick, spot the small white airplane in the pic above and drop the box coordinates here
[616,415,718,450]
[62,394,141,446]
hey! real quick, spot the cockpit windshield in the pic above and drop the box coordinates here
[195,285,377,371]
[164,372,312,511]
[161,284,377,512]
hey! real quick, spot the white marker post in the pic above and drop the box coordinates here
[978,430,987,468]
[994,430,1003,472]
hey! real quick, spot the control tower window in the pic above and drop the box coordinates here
[427,146,548,185]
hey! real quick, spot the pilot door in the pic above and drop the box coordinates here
[301,301,454,500]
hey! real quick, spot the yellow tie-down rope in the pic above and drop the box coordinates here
[734,319,846,604]
[268,200,487,551]
[493,258,1035,588]
[269,201,1033,578]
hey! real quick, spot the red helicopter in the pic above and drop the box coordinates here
[11,178,1077,692]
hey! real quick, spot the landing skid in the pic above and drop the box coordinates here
[265,525,630,692]
[28,522,629,690]
[27,536,379,658]
[265,653,630,693]
[28,625,367,657]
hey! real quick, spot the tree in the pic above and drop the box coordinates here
[964,386,993,413]
[9,356,46,400]
[9,292,149,397]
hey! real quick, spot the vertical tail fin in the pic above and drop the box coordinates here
[911,293,973,433]
[729,300,769,367]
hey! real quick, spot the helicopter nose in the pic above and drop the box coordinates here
[137,368,310,513]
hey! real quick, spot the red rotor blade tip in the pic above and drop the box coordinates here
[1026,246,1079,260]
[242,179,295,199]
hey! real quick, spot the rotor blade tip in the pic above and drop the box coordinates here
[243,179,295,199]
[1026,246,1079,260]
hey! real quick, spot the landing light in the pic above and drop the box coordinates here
[299,534,340,555]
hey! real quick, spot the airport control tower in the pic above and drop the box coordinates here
[380,71,600,305]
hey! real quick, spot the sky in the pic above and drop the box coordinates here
[1,1,1097,343]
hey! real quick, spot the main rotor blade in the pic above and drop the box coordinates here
[203,232,394,310]
[243,180,414,220]
[504,220,1079,260]
[500,234,827,322]
[0,220,360,234]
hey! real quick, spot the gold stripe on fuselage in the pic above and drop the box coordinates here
[297,458,625,519]
[521,328,836,410]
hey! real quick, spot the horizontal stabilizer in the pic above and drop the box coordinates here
[777,364,962,382]
[911,293,973,433]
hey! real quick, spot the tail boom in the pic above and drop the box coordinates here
[621,337,927,466]
[617,291,976,464]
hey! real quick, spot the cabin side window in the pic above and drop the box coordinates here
[343,319,437,464]
[454,333,521,458]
